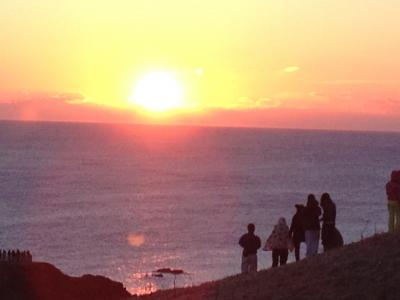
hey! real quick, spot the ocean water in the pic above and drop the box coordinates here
[0,120,399,294]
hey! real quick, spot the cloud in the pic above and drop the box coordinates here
[368,98,400,114]
[0,92,143,124]
[283,66,300,73]
[0,91,85,104]
[318,79,399,86]
[175,107,400,132]
[269,91,328,109]
[234,97,281,109]
[0,89,399,132]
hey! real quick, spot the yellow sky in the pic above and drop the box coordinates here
[1,0,400,130]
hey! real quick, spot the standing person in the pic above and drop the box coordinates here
[303,194,321,257]
[239,223,261,273]
[386,170,400,232]
[320,193,337,251]
[289,204,305,261]
[264,217,290,267]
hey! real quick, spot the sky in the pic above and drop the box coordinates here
[1,0,400,131]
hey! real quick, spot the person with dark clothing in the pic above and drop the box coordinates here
[303,194,322,257]
[239,223,261,273]
[386,170,400,232]
[289,204,305,261]
[320,193,337,251]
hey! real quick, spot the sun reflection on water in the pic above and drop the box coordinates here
[125,229,198,295]
[127,270,194,296]
[128,272,158,295]
[123,253,194,296]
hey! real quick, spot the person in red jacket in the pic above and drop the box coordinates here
[386,170,400,232]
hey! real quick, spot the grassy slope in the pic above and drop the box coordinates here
[138,232,400,300]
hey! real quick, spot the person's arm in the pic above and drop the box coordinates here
[239,235,245,248]
[256,236,261,250]
[289,218,294,237]
[317,207,322,217]
[386,182,391,199]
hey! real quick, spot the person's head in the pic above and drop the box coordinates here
[307,194,318,207]
[278,217,287,226]
[247,223,255,233]
[320,192,332,207]
[295,204,304,212]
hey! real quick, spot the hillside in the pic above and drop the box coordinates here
[138,232,400,300]
[2,232,399,300]
[0,261,131,300]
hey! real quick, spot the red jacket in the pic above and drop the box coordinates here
[386,170,400,201]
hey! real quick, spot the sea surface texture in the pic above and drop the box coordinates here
[0,121,399,294]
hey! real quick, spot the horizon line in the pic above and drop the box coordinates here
[1,118,399,135]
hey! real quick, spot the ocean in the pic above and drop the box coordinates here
[0,120,399,294]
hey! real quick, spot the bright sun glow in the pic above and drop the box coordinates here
[129,71,184,112]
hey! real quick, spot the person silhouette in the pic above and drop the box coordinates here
[289,204,305,261]
[386,170,400,232]
[27,251,32,263]
[264,217,290,267]
[239,223,261,273]
[16,249,21,263]
[303,194,322,257]
[320,193,337,251]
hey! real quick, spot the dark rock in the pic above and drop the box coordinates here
[0,261,131,300]
[155,268,184,275]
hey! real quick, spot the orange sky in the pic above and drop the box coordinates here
[1,0,399,131]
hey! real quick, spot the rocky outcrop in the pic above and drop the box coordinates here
[0,261,131,300]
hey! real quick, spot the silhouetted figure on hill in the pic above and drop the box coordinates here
[0,249,33,263]
[386,170,400,232]
[264,217,290,267]
[239,223,261,273]
[289,204,305,261]
[320,193,342,251]
[27,251,32,263]
[303,194,322,257]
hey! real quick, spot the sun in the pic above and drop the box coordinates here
[129,71,184,112]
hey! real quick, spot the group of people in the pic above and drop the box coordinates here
[0,249,33,264]
[239,192,343,273]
